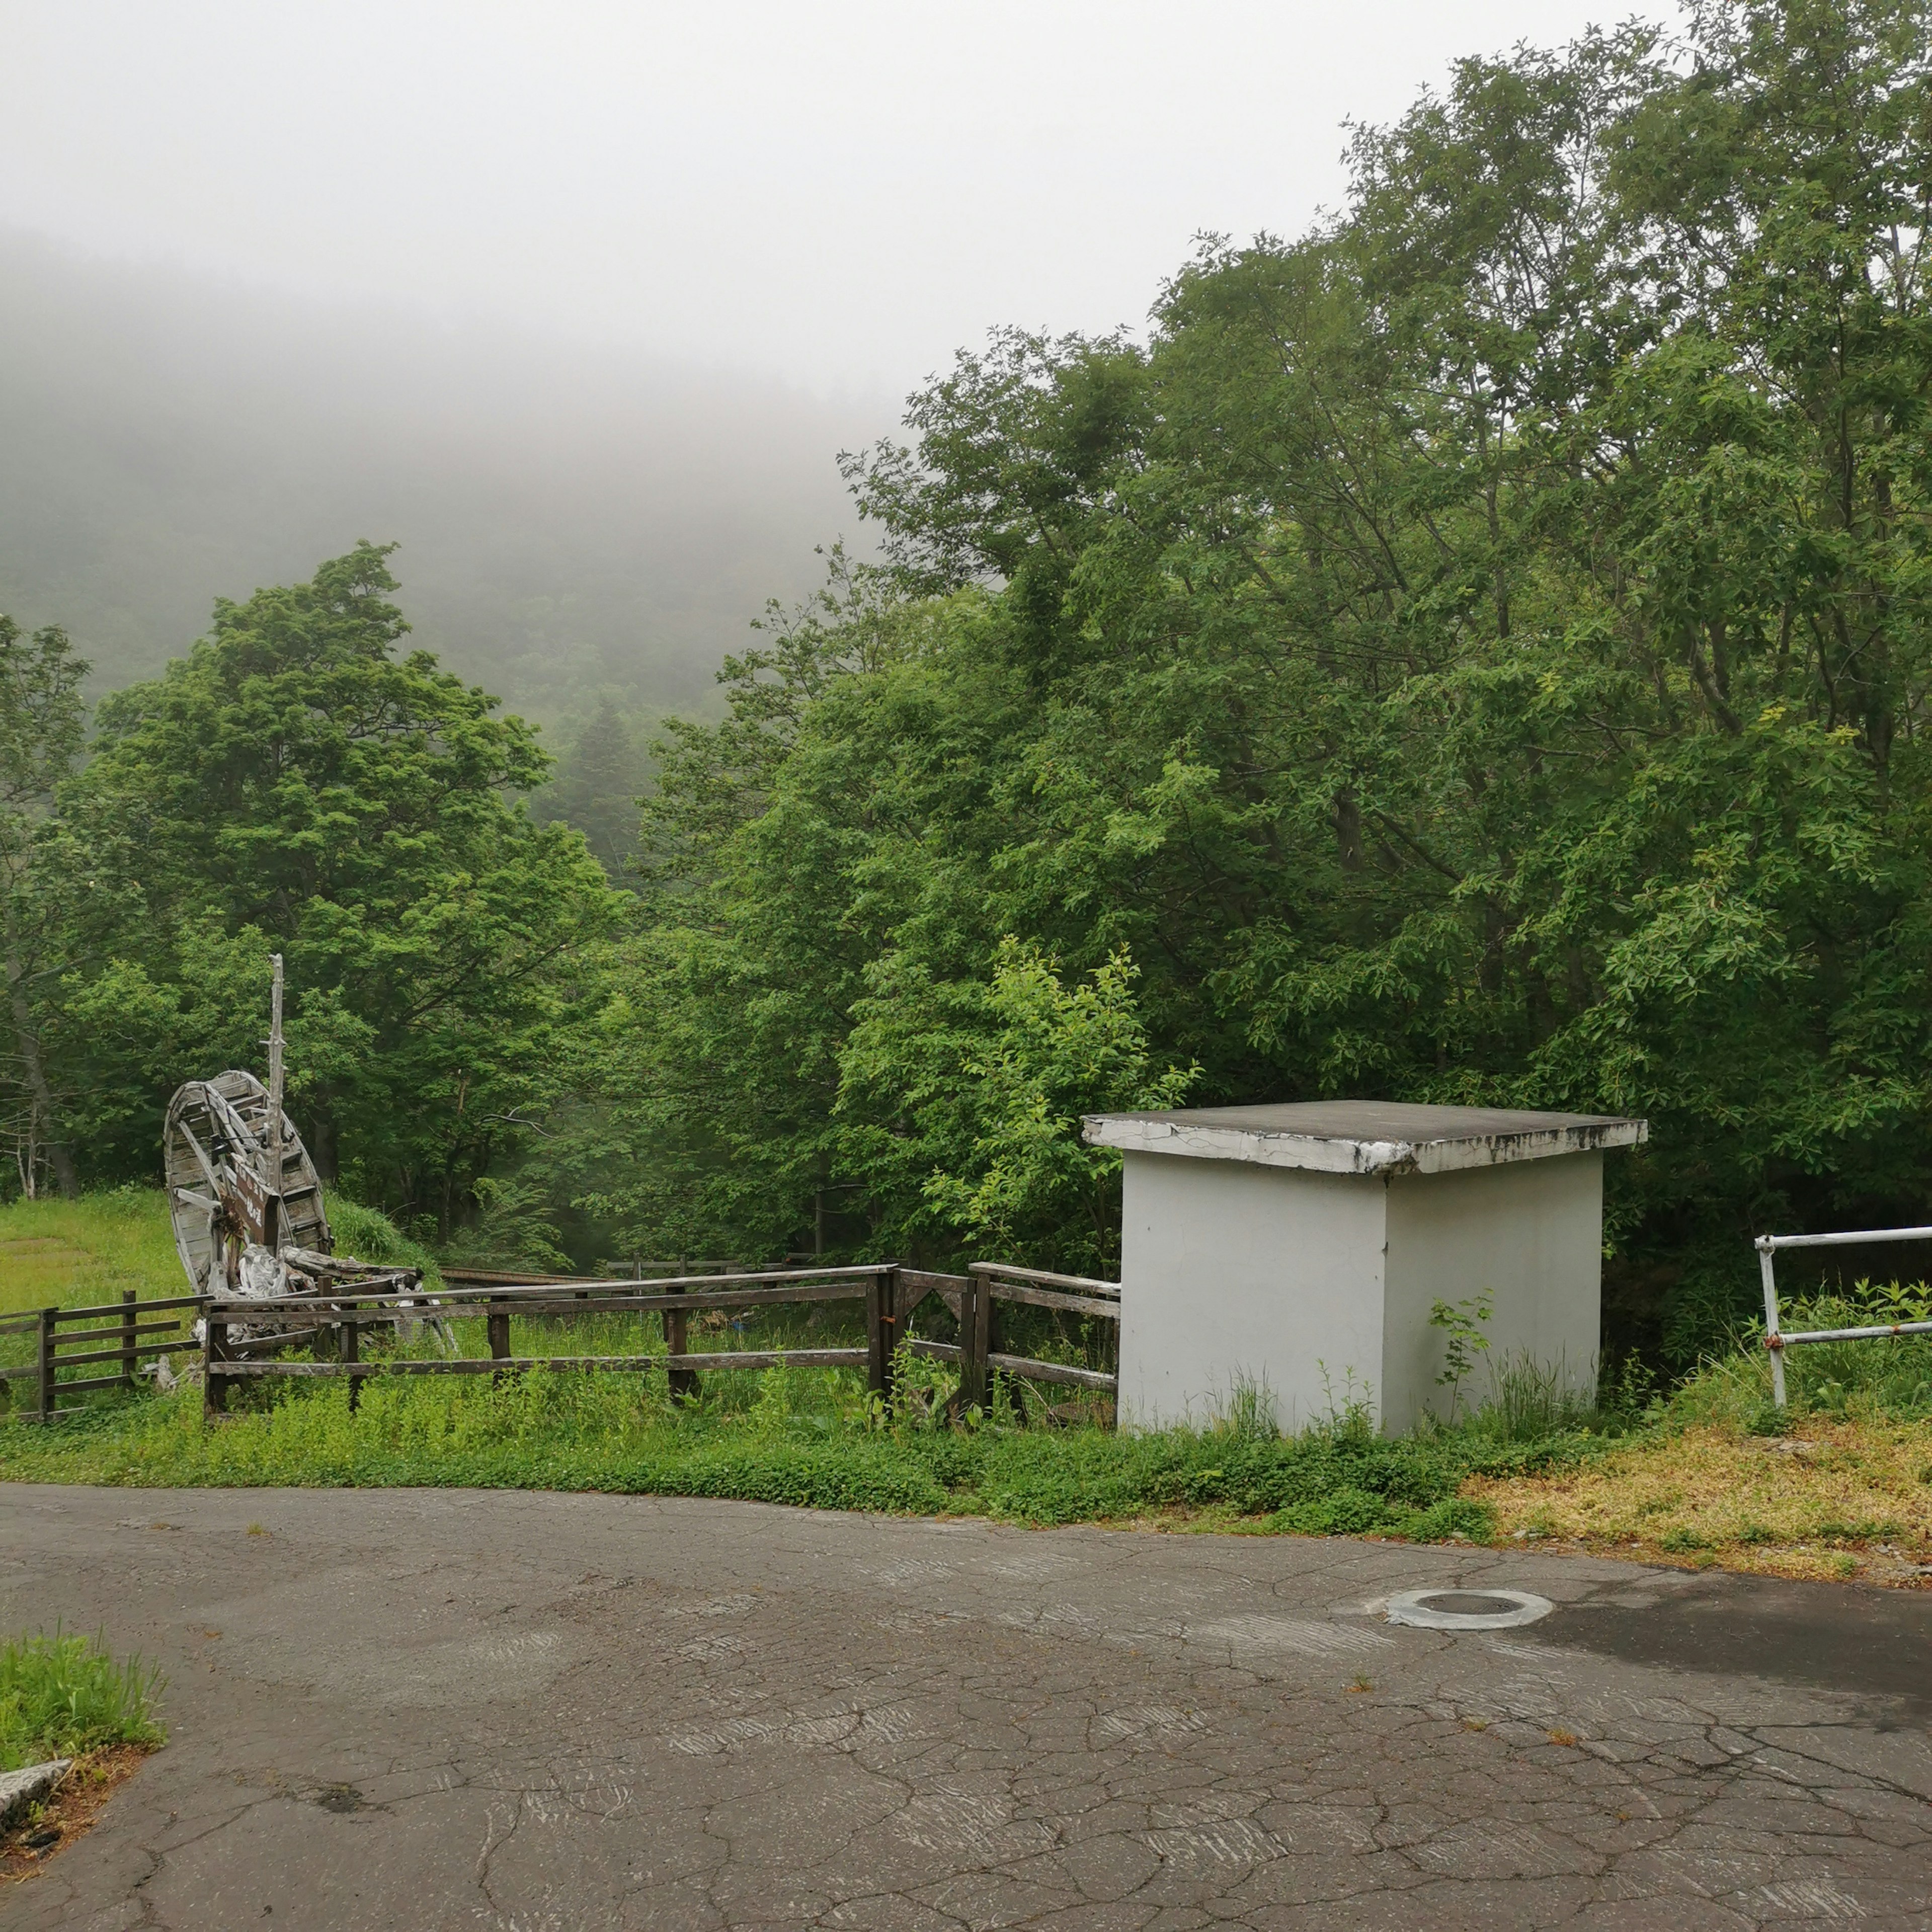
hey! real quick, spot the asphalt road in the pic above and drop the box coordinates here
[2,1484,1927,1930]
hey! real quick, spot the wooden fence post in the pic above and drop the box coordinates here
[340,1308,360,1413]
[867,1266,899,1404]
[35,1307,56,1423]
[958,1274,989,1414]
[121,1289,137,1390]
[488,1303,510,1382]
[203,1312,228,1417]
[665,1280,694,1400]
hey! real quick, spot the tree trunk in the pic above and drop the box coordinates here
[3,907,77,1199]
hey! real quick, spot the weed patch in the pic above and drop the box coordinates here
[0,1631,165,1774]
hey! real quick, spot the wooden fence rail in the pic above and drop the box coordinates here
[1,1293,205,1421]
[200,1264,903,1416]
[5,1255,1123,1426]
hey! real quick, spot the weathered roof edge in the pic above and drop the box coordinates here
[1080,1114,1648,1176]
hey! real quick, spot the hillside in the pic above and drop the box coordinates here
[0,231,878,722]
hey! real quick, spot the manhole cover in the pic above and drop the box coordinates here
[1385,1587,1554,1631]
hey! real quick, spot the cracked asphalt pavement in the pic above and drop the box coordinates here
[2,1484,1928,1929]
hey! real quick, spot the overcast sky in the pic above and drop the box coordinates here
[3,0,1669,404]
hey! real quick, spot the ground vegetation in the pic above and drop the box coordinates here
[2,0,1929,1368]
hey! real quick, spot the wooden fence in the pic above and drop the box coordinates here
[4,1256,1122,1424]
[0,1294,204,1420]
[909,1261,1122,1411]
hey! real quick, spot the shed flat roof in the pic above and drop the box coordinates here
[1082,1101,1647,1176]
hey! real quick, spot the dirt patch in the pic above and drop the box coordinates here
[1467,1418,1932,1586]
[1,1746,154,1885]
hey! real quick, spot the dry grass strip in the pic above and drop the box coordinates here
[1467,1419,1932,1586]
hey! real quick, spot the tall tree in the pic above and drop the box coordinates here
[531,697,652,878]
[579,0,1932,1357]
[56,544,627,1220]
[0,614,88,1196]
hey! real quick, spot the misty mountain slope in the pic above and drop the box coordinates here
[0,232,880,719]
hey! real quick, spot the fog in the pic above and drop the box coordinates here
[1,0,1660,718]
[0,231,866,719]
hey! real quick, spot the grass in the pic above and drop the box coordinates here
[0,1353,1509,1538]
[3,1193,1929,1582]
[0,1630,165,1774]
[0,1190,182,1320]
[1474,1288,1932,1584]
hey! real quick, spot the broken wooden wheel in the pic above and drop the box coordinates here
[164,1069,331,1296]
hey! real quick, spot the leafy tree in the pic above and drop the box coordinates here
[54,544,627,1222]
[531,697,654,879]
[0,614,90,1196]
[580,0,1932,1362]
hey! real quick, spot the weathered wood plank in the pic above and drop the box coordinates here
[48,1321,185,1347]
[42,1374,128,1396]
[970,1260,1121,1297]
[978,1282,1122,1320]
[987,1351,1118,1391]
[908,1337,1115,1392]
[204,1280,874,1321]
[211,1348,871,1379]
[53,1295,208,1320]
[897,1269,967,1324]
[44,1341,186,1369]
[36,1308,55,1422]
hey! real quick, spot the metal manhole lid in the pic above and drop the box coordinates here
[1384,1587,1554,1631]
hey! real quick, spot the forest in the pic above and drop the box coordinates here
[3,0,1927,1370]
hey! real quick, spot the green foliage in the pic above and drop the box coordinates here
[12,544,627,1226]
[529,697,655,880]
[0,612,93,1199]
[850,938,1197,1272]
[1429,1293,1494,1419]
[0,1356,1539,1542]
[0,1629,165,1773]
[325,1199,443,1287]
[1663,1276,1932,1425]
[532,0,1932,1333]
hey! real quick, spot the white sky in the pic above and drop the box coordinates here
[3,0,1665,401]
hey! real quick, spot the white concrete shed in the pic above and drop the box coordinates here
[1082,1102,1647,1434]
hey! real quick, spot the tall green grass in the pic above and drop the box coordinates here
[1667,1282,1932,1431]
[0,1340,1534,1538]
[0,1630,166,1773]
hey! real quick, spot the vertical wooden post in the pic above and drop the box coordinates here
[265,952,285,1252]
[665,1281,694,1400]
[488,1304,510,1383]
[958,1274,989,1413]
[340,1307,360,1413]
[867,1266,898,1404]
[35,1307,56,1423]
[204,1312,228,1417]
[121,1289,138,1390]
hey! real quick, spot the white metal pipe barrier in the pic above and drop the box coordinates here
[1753,1226,1932,1407]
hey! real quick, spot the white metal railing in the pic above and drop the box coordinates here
[1754,1226,1932,1406]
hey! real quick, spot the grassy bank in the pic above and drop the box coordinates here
[0,1192,182,1319]
[3,1195,1928,1580]
[0,1359,1512,1539]
[0,1190,437,1321]
[1475,1293,1932,1586]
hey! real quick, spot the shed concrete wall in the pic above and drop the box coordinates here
[1117,1152,1388,1431]
[1380,1152,1604,1428]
